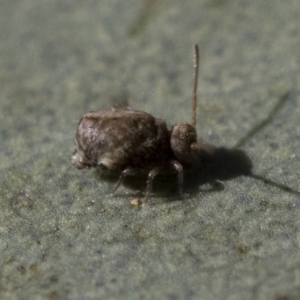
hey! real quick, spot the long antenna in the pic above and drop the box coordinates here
[192,44,199,128]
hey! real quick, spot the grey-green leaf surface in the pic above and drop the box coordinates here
[1,1,300,299]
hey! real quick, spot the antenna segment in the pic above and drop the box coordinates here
[192,44,199,128]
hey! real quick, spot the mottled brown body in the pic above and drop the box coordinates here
[72,109,173,172]
[72,44,215,202]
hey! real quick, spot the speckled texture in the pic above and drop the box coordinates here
[1,0,300,299]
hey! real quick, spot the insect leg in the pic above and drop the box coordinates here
[111,168,138,194]
[171,160,183,196]
[145,167,161,202]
